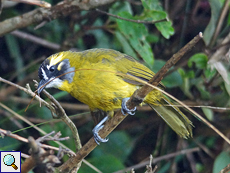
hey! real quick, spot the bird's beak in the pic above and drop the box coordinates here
[37,79,48,95]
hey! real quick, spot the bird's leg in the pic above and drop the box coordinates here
[121,97,137,116]
[92,115,109,145]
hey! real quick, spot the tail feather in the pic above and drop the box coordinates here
[147,98,193,139]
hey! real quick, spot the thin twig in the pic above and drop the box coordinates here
[21,136,60,173]
[126,32,203,109]
[0,128,75,155]
[114,148,200,173]
[10,0,51,8]
[36,81,82,151]
[219,163,230,173]
[11,30,60,50]
[95,8,168,24]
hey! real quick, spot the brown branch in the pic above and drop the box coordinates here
[10,0,51,8]
[126,32,203,109]
[0,78,81,154]
[21,136,61,173]
[0,0,116,36]
[10,96,154,111]
[58,33,203,173]
[11,30,60,50]
[33,80,82,152]
[220,163,230,173]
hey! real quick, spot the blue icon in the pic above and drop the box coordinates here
[3,154,18,170]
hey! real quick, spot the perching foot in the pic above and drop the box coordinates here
[92,116,109,145]
[121,97,137,116]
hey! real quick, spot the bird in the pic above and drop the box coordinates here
[37,48,193,144]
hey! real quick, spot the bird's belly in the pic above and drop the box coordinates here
[66,72,139,111]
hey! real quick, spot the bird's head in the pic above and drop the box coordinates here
[37,52,75,94]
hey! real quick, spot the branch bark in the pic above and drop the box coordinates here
[0,0,115,36]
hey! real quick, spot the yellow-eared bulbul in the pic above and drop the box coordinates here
[37,48,193,144]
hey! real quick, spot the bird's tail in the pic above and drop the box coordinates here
[146,97,193,139]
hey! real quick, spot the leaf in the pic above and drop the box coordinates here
[201,108,214,121]
[210,62,230,84]
[194,78,210,99]
[79,154,125,173]
[224,81,230,96]
[115,31,138,59]
[141,0,174,39]
[5,35,25,81]
[146,34,159,43]
[178,68,195,99]
[188,53,208,69]
[151,60,183,88]
[91,131,133,162]
[117,11,154,65]
[203,0,222,46]
[109,1,133,16]
[213,151,230,173]
[204,68,216,79]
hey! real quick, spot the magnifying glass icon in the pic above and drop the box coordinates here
[3,154,18,170]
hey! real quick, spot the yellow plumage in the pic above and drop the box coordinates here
[41,48,193,138]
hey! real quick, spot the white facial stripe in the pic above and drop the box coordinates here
[45,77,63,89]
[41,68,48,80]
[46,64,52,70]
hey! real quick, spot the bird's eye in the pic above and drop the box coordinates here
[50,66,55,72]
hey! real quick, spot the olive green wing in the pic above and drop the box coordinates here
[78,48,163,87]
[114,53,164,87]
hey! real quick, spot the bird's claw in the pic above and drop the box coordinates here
[121,97,136,116]
[92,125,109,145]
[92,116,109,145]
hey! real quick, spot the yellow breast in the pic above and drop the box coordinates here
[59,62,139,111]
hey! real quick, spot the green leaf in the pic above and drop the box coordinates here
[79,154,125,173]
[213,151,230,173]
[151,60,183,87]
[79,131,131,173]
[178,68,195,99]
[146,34,159,43]
[195,79,211,99]
[163,71,183,88]
[87,19,111,49]
[5,35,25,81]
[204,68,216,79]
[141,0,174,39]
[91,131,133,162]
[0,137,21,151]
[115,31,138,59]
[141,0,163,10]
[178,68,195,79]
[188,53,208,69]
[155,21,174,39]
[109,1,133,16]
[117,11,154,65]
[224,81,230,96]
[201,108,214,121]
[203,0,222,46]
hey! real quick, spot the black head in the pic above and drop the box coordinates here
[37,57,75,94]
